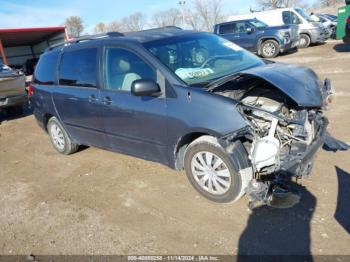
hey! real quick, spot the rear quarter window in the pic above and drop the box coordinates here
[283,11,301,25]
[33,51,60,85]
[59,48,97,88]
[283,11,292,24]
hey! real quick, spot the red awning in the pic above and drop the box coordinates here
[0,27,66,47]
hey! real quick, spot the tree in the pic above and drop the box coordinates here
[107,21,125,32]
[93,22,107,34]
[256,0,284,8]
[184,7,203,30]
[185,0,225,32]
[320,0,343,6]
[65,16,84,38]
[152,8,181,27]
[122,12,146,31]
[256,0,307,8]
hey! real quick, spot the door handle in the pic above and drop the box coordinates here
[102,96,112,105]
[88,94,97,103]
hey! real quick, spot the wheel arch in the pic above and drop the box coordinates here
[182,133,253,202]
[299,32,312,46]
[173,131,218,170]
[257,37,281,55]
[43,113,54,132]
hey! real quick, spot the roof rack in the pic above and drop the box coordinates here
[45,27,183,52]
[45,31,124,52]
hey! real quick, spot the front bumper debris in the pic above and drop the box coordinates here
[323,132,350,152]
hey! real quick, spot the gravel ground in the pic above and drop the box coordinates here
[0,40,349,256]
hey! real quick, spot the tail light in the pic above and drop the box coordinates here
[28,84,34,97]
[347,17,350,24]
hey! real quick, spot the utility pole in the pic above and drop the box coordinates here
[178,1,186,28]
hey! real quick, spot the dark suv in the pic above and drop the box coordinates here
[214,19,299,58]
[31,27,346,206]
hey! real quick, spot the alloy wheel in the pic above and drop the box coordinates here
[50,123,65,150]
[262,42,276,57]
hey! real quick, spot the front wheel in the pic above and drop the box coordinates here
[184,136,252,203]
[260,40,280,58]
[299,34,311,48]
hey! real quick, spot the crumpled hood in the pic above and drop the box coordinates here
[241,62,323,107]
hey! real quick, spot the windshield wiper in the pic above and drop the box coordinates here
[205,73,241,92]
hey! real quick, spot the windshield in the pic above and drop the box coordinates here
[295,8,313,22]
[143,33,264,86]
[324,14,337,21]
[249,19,268,29]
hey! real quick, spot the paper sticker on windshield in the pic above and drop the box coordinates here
[223,41,242,51]
[175,68,214,80]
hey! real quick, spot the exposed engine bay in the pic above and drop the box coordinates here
[214,75,347,208]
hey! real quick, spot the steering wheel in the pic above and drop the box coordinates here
[200,54,240,69]
[193,47,209,65]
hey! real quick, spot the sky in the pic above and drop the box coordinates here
[0,0,317,33]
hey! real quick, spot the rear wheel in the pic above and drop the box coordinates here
[47,117,78,155]
[184,136,252,203]
[299,34,311,48]
[260,40,280,58]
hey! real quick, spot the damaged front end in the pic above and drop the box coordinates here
[237,100,328,208]
[214,66,348,208]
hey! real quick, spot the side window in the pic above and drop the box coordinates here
[283,11,292,24]
[318,16,326,23]
[59,48,97,88]
[235,22,248,33]
[104,48,156,91]
[291,12,302,24]
[33,51,59,85]
[219,23,235,34]
[283,11,301,24]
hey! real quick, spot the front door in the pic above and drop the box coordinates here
[99,47,168,164]
[218,22,244,47]
[236,22,257,51]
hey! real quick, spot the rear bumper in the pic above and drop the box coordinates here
[0,94,27,108]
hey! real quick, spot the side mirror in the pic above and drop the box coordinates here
[246,27,254,34]
[131,79,161,97]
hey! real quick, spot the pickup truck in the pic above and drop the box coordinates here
[0,63,26,112]
[214,19,299,58]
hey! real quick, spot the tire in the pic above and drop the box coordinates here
[299,34,311,48]
[260,40,280,58]
[184,136,252,203]
[47,117,79,155]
